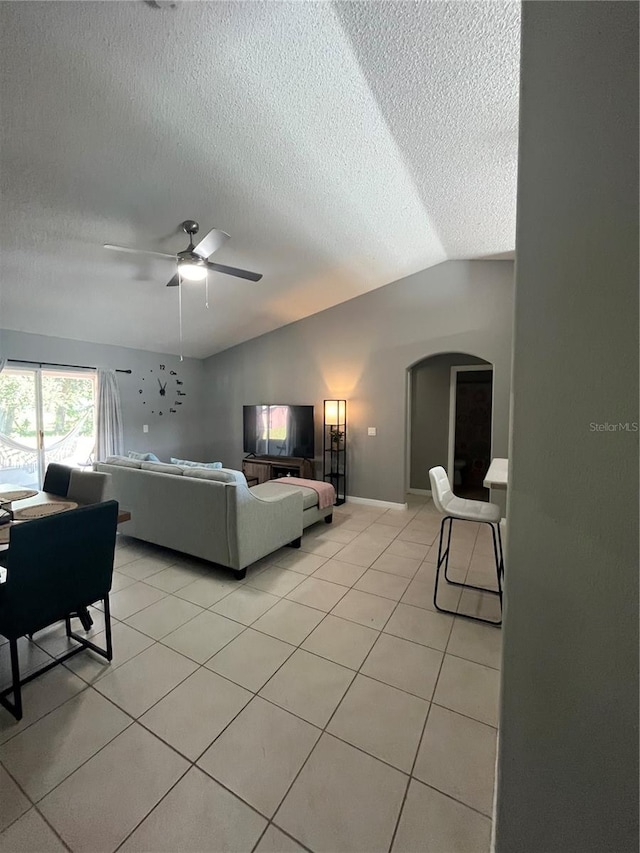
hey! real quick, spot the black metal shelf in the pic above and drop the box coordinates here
[323,400,347,505]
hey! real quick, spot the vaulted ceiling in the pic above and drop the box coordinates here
[0,1,520,358]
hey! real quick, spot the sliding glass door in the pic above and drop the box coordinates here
[0,367,96,488]
[0,368,40,487]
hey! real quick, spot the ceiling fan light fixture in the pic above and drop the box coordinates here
[178,261,208,282]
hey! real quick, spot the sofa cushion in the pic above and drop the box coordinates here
[170,457,223,469]
[140,461,184,476]
[128,451,161,462]
[183,467,247,485]
[105,456,142,469]
[251,480,319,510]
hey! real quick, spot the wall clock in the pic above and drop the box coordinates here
[138,364,186,416]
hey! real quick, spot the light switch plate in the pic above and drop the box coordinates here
[368,427,377,436]
[143,424,149,433]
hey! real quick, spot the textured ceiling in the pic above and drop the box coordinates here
[0,1,520,359]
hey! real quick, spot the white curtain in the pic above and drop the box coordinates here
[96,369,123,460]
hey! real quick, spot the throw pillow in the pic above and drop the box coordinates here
[170,457,223,469]
[128,451,161,462]
[105,456,142,468]
[182,467,247,485]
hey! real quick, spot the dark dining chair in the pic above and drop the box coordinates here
[40,464,111,631]
[0,501,119,720]
[42,462,73,497]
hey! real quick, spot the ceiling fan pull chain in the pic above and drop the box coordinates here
[178,271,184,362]
[205,276,209,309]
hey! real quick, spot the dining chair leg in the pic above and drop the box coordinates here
[0,639,24,721]
[77,607,94,631]
[64,598,112,663]
[10,639,22,720]
[103,595,113,661]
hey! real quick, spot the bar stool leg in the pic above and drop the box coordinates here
[496,521,505,580]
[489,521,504,607]
[433,516,451,614]
[433,515,503,626]
[441,517,456,584]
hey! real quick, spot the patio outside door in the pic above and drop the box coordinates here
[0,366,96,488]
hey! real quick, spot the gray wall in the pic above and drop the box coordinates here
[203,260,514,504]
[0,329,206,462]
[495,3,639,852]
[409,353,488,491]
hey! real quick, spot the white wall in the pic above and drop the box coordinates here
[203,260,514,503]
[0,329,206,463]
[495,3,639,851]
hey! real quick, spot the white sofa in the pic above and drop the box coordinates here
[96,457,332,578]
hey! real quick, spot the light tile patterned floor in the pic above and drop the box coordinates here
[0,496,501,852]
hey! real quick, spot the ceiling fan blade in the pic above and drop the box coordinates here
[166,273,180,287]
[204,261,262,282]
[193,228,230,260]
[104,244,176,260]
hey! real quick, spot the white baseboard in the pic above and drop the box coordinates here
[346,495,408,510]
[407,488,431,497]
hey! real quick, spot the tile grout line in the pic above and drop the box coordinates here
[32,801,74,851]
[0,715,139,848]
[250,822,314,853]
[0,539,329,842]
[203,518,412,849]
[2,649,208,815]
[112,574,356,852]
[386,510,500,847]
[0,762,72,849]
[259,501,497,847]
[1,499,499,850]
[245,502,441,849]
[386,595,452,853]
[108,548,381,851]
[241,556,418,851]
[81,603,306,850]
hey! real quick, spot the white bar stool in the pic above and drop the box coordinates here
[429,466,504,626]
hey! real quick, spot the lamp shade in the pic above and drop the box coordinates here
[324,399,346,425]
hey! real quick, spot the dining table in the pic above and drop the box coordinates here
[0,485,131,541]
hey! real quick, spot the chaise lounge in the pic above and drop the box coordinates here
[96,457,333,578]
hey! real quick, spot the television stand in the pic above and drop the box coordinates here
[242,456,314,485]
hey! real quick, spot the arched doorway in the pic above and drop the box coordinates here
[407,352,493,500]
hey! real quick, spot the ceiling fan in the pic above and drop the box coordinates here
[104,220,263,285]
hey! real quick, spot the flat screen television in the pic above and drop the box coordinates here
[243,405,315,458]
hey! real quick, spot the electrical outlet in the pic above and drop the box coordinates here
[368,427,377,436]
[143,425,149,434]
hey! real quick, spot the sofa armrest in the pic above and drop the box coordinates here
[229,485,303,570]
